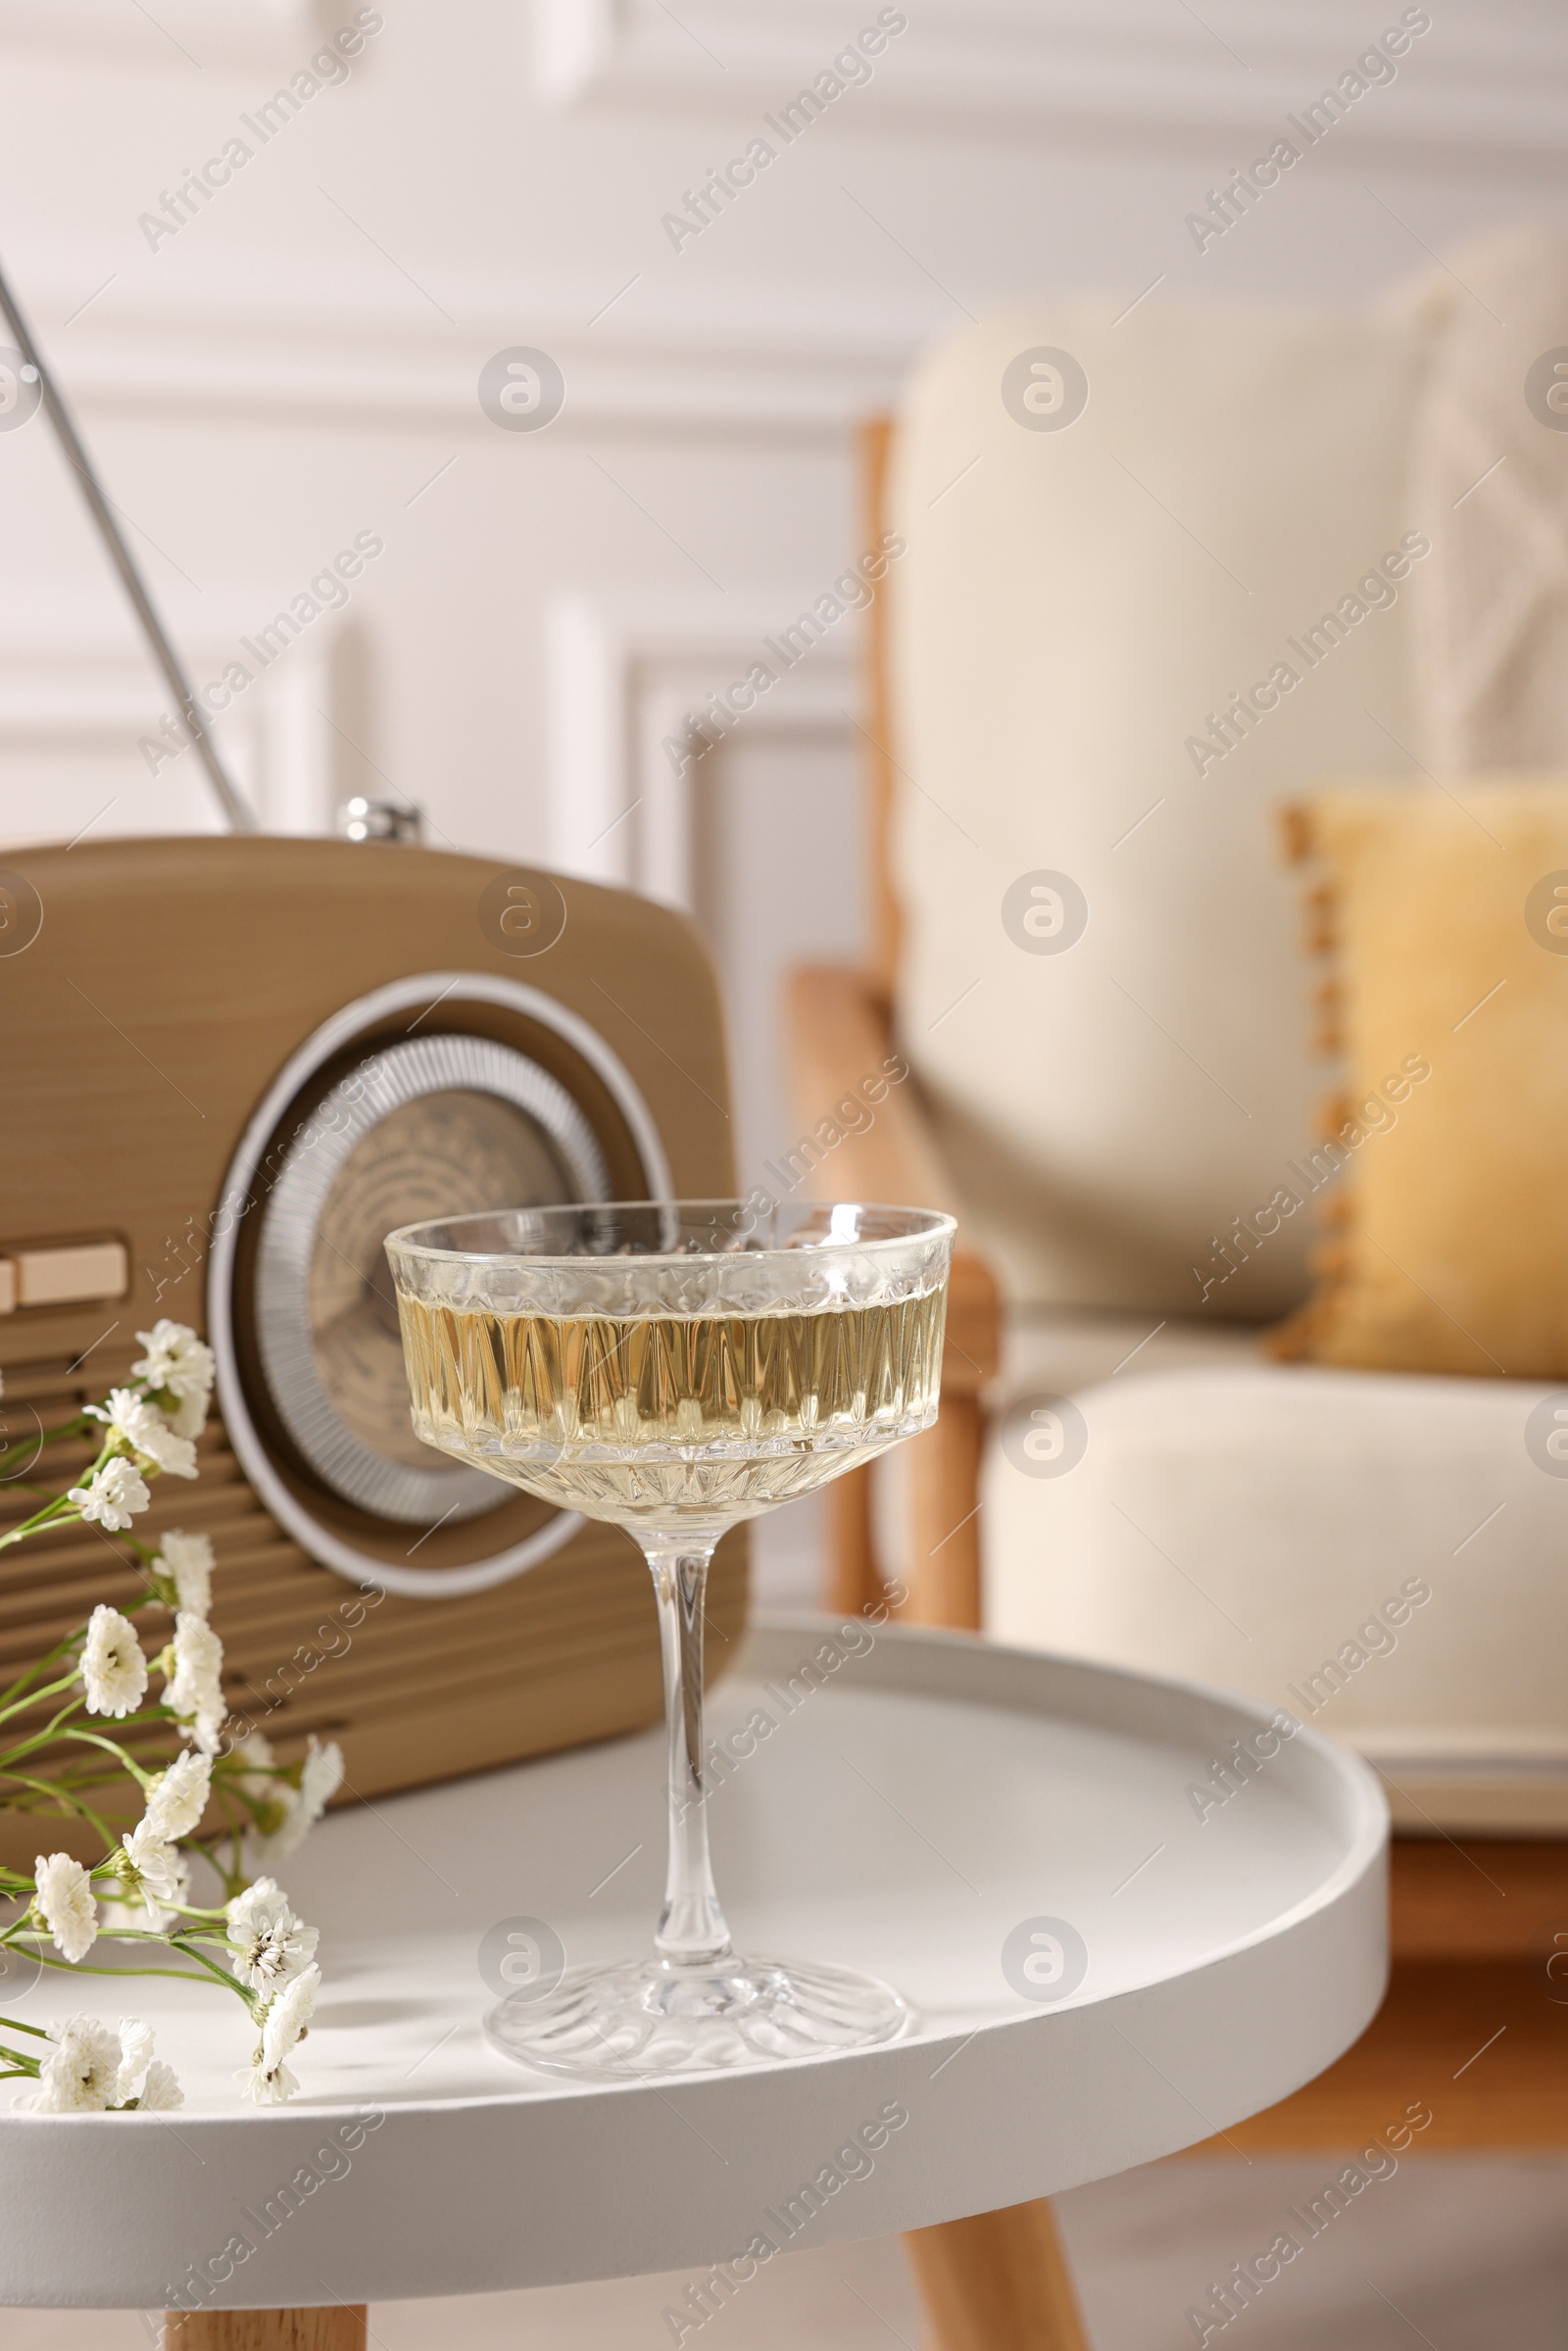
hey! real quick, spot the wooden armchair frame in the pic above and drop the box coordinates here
[786,419,1005,1635]
[781,418,1568,2351]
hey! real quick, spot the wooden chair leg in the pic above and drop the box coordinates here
[897,1397,1096,2351]
[905,2197,1091,2351]
[162,2310,367,2350]
[906,1392,984,1630]
[826,1457,885,1617]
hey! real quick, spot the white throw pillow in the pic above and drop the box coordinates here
[890,305,1433,1314]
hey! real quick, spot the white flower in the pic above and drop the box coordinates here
[135,2057,183,2110]
[112,2016,155,2101]
[78,1605,148,1720]
[99,1840,188,1934]
[238,1960,318,2107]
[23,2016,122,2111]
[164,1389,210,1442]
[264,1959,318,2064]
[143,1748,211,1841]
[69,1457,150,1533]
[166,1612,225,1754]
[129,1417,196,1480]
[133,1320,216,1400]
[85,1387,196,1480]
[300,1736,345,1816]
[113,2019,181,2107]
[84,1387,152,1446]
[85,1388,197,1481]
[32,1853,97,1964]
[120,1820,184,1923]
[225,1878,318,1994]
[237,2047,300,2106]
[154,1529,213,1618]
[232,1730,275,1791]
[248,1737,345,1869]
[230,1732,288,1838]
[17,2016,178,2113]
[131,1321,216,1404]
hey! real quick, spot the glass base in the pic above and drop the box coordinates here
[484,1953,910,2079]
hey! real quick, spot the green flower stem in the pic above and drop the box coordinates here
[0,2014,50,2041]
[25,1711,186,1754]
[112,1921,239,1961]
[0,1604,139,1715]
[23,1754,167,1799]
[212,1780,273,1827]
[13,1915,234,1951]
[171,1947,259,2001]
[0,1411,93,1477]
[0,1692,186,1770]
[18,1758,143,1793]
[0,1646,80,1717]
[49,1729,159,1787]
[58,1705,178,1739]
[210,1788,251,1898]
[0,1501,81,1554]
[0,1669,88,1736]
[0,1439,120,1553]
[20,1943,256,2008]
[0,1693,94,1768]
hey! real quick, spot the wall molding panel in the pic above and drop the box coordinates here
[535,0,1568,160]
[0,625,337,844]
[546,591,855,910]
[20,281,910,438]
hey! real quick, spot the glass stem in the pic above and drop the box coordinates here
[642,1537,735,1970]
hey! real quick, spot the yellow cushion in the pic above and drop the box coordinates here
[1272,779,1568,1377]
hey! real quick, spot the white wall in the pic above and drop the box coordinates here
[1,0,1564,1596]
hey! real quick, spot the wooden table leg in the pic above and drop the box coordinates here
[905,2198,1091,2351]
[162,2311,367,2350]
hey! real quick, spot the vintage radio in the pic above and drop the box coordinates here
[0,836,746,1824]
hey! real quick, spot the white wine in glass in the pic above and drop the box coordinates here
[386,1199,954,2077]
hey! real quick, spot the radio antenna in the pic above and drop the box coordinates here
[0,252,258,835]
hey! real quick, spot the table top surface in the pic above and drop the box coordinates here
[0,1617,1388,2310]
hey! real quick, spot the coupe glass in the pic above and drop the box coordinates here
[384,1198,954,2078]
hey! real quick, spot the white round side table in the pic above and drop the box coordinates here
[0,1620,1387,2344]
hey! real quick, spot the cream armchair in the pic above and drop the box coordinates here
[787,268,1568,2188]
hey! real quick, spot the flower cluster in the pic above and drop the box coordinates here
[69,1321,214,1532]
[17,2015,182,2114]
[0,1325,346,2114]
[227,1880,321,2103]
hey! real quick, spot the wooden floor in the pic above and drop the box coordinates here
[1190,1838,1568,2153]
